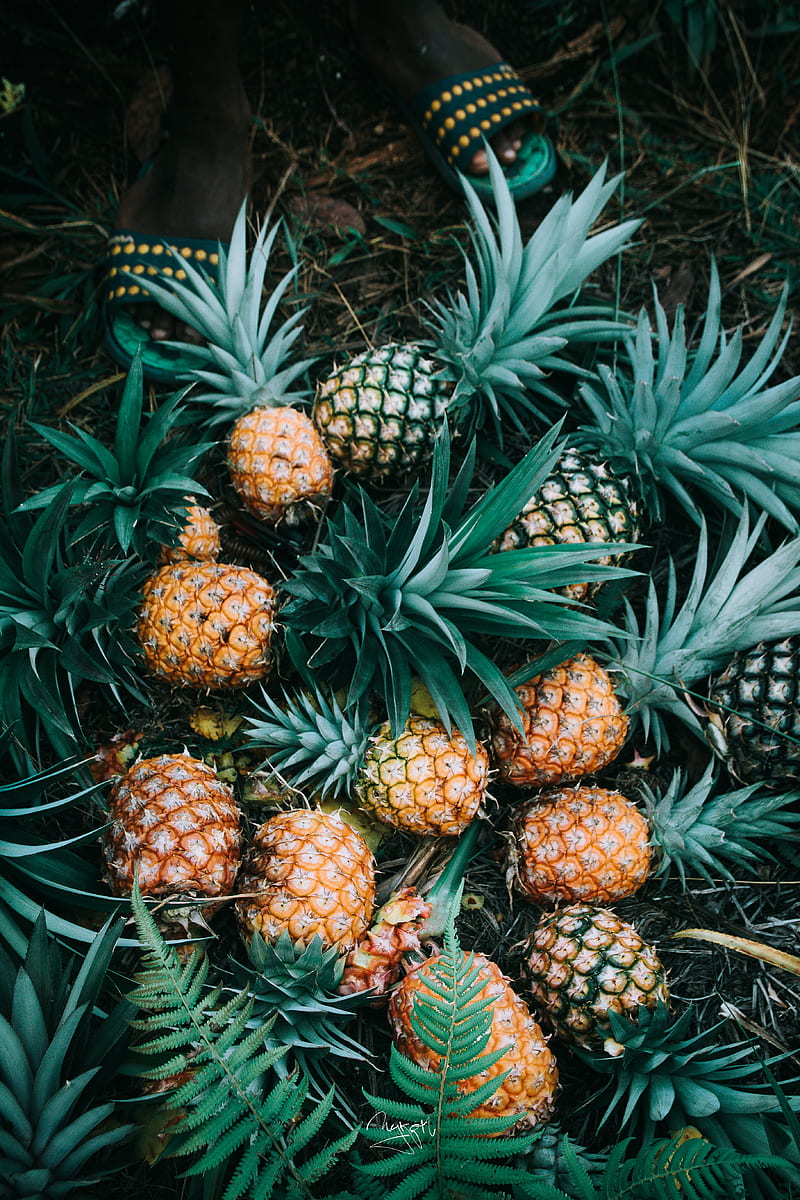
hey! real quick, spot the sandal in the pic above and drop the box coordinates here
[102,229,229,384]
[391,62,556,201]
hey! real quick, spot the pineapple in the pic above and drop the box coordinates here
[489,653,629,787]
[118,205,333,525]
[506,763,800,903]
[707,636,800,784]
[136,559,276,688]
[523,902,669,1048]
[245,685,490,838]
[389,951,559,1130]
[102,752,242,928]
[574,258,800,532]
[234,808,376,953]
[508,786,651,905]
[160,503,221,562]
[279,422,635,749]
[356,715,490,837]
[313,156,641,478]
[491,448,641,602]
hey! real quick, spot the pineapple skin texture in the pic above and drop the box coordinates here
[228,406,333,523]
[390,953,558,1131]
[355,715,489,837]
[490,654,628,786]
[160,504,221,563]
[102,753,242,914]
[525,902,669,1046]
[511,786,651,904]
[492,450,640,603]
[137,561,276,689]
[313,343,451,478]
[235,809,376,952]
[709,636,800,784]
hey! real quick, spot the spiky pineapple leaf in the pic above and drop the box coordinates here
[18,352,215,556]
[430,155,642,440]
[602,508,800,753]
[640,761,800,887]
[356,897,543,1199]
[125,878,357,1198]
[0,443,149,765]
[0,910,133,1198]
[283,422,639,746]
[121,203,316,420]
[575,259,800,531]
[575,1001,800,1197]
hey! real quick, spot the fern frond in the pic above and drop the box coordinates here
[511,1131,794,1200]
[356,912,541,1199]
[126,879,356,1199]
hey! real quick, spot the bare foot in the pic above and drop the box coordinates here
[349,0,536,177]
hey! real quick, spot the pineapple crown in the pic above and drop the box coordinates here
[280,420,639,748]
[244,677,372,800]
[226,930,372,1112]
[603,507,800,753]
[575,259,800,531]
[638,760,800,887]
[0,432,149,766]
[577,1001,800,1148]
[0,910,133,1197]
[426,154,642,437]
[124,202,315,421]
[17,352,215,556]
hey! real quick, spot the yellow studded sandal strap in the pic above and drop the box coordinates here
[410,62,546,170]
[104,231,224,304]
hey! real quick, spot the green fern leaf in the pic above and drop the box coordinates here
[126,879,356,1199]
[356,912,543,1199]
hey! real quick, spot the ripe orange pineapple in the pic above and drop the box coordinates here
[227,406,333,524]
[490,654,628,787]
[137,560,276,689]
[509,786,651,904]
[102,753,242,926]
[160,504,221,563]
[390,952,558,1130]
[234,808,376,953]
[524,902,669,1048]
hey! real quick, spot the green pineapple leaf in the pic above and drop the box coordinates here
[18,352,215,557]
[0,908,134,1198]
[0,432,150,765]
[602,507,800,754]
[639,760,800,887]
[125,877,357,1198]
[575,1001,800,1197]
[575,259,800,532]
[121,202,316,421]
[356,908,544,1199]
[282,421,639,746]
[430,154,642,441]
[0,744,160,944]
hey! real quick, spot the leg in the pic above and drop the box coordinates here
[349,0,540,179]
[113,0,250,344]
